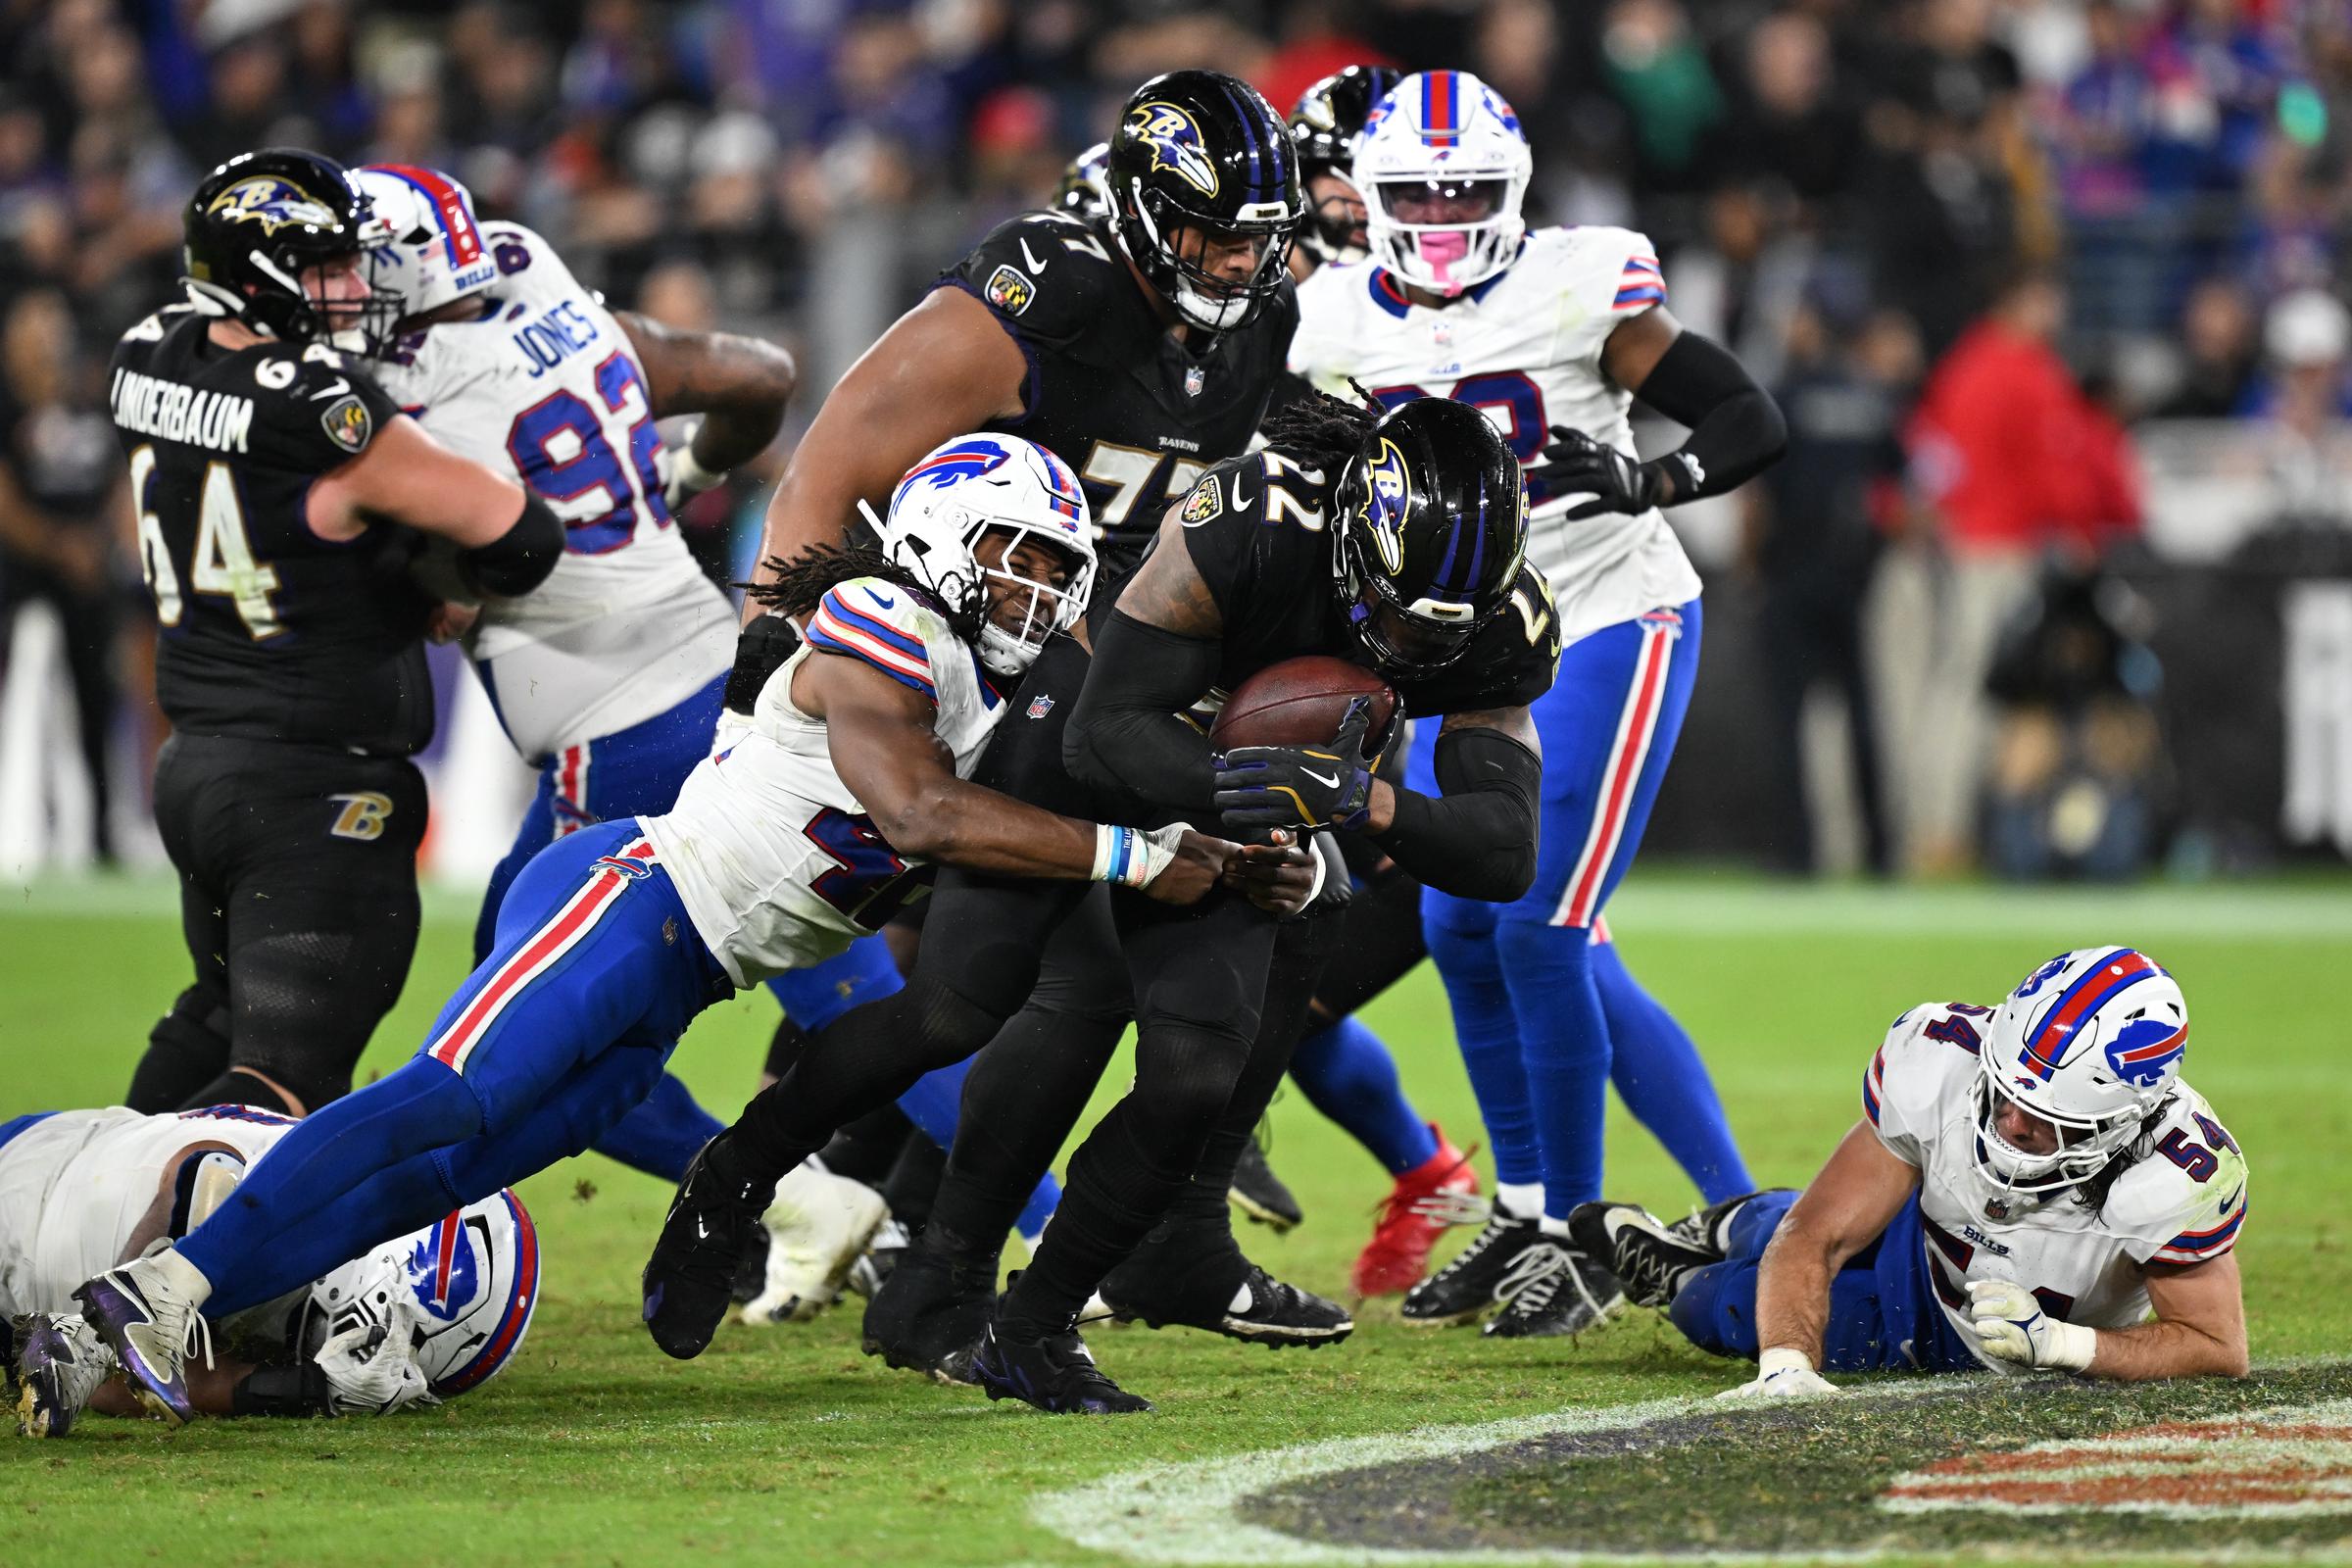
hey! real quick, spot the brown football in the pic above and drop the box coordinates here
[1209,656,1398,759]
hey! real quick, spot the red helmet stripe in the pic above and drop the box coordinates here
[372,163,483,268]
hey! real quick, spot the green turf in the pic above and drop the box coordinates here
[1,873,2345,1566]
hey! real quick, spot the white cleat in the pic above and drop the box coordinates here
[740,1163,889,1326]
[74,1250,212,1428]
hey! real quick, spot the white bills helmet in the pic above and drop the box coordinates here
[882,434,1098,678]
[351,164,499,331]
[1356,71,1532,297]
[294,1189,540,1398]
[1974,947,2187,1194]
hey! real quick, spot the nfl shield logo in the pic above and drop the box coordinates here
[1184,364,1204,398]
[1027,694,1054,719]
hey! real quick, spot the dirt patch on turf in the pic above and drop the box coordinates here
[1244,1364,2352,1558]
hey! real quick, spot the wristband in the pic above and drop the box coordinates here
[1757,1346,1816,1378]
[2044,1318,2098,1372]
[1091,822,1186,888]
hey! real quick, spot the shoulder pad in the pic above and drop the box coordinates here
[1572,224,1666,317]
[806,578,944,703]
[952,213,1124,344]
[1865,1000,1989,1140]
[251,345,399,461]
[2109,1092,2248,1264]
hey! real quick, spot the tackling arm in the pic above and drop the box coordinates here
[743,288,1030,619]
[801,648,1228,902]
[613,311,797,493]
[1358,708,1544,903]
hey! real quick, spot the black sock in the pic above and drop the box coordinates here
[997,1109,1185,1340]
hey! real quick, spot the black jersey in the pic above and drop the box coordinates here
[111,307,431,755]
[1170,452,1560,717]
[943,210,1297,588]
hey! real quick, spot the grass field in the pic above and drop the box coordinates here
[2,872,2347,1566]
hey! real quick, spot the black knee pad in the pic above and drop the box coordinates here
[128,986,231,1112]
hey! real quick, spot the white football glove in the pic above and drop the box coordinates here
[316,1303,440,1416]
[1967,1278,2095,1371]
[1717,1347,1842,1399]
[663,427,725,511]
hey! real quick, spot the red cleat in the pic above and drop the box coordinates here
[1350,1126,1481,1300]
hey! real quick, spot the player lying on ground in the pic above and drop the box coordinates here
[5,1105,534,1436]
[1571,946,2249,1393]
[71,436,1278,1427]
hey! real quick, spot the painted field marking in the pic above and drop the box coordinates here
[1029,1388,1917,1567]
[1881,1396,2352,1519]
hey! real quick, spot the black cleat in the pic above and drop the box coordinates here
[1099,1223,1351,1348]
[730,1218,770,1305]
[1398,1202,1546,1327]
[858,1245,995,1386]
[642,1139,777,1360]
[975,1324,1152,1414]
[1570,1201,1717,1309]
[1480,1240,1625,1339]
[1228,1129,1303,1233]
[1668,1189,1785,1256]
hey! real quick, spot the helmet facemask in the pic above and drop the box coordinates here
[1971,1065,2152,1196]
[968,521,1095,677]
[1300,167,1371,266]
[1364,173,1525,297]
[1331,461,1488,680]
[1117,179,1296,333]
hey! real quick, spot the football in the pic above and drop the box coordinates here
[1210,656,1398,758]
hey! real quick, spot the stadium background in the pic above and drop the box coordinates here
[5,0,2352,888]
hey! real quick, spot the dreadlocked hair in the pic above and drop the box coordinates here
[742,544,983,642]
[1261,380,1385,474]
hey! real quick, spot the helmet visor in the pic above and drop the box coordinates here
[1376,177,1507,227]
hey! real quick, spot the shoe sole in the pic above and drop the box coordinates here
[16,1376,54,1439]
[1104,1305,1354,1348]
[1569,1202,1700,1311]
[1398,1303,1492,1328]
[741,1200,890,1326]
[1480,1294,1629,1340]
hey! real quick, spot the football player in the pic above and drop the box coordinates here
[1287,65,1398,276]
[646,393,1555,1413]
[5,1104,534,1436]
[1290,73,1787,1336]
[117,149,564,1123]
[694,69,1338,1373]
[349,165,904,1312]
[1575,948,2250,1390]
[74,436,1250,1428]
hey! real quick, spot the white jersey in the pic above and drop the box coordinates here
[643,579,1012,986]
[371,222,734,761]
[0,1107,295,1337]
[1290,227,1701,648]
[1867,1002,2250,1372]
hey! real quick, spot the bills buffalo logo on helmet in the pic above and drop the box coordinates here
[208,176,339,237]
[895,437,1012,510]
[320,393,373,453]
[407,1213,483,1322]
[1360,436,1411,573]
[1126,102,1220,198]
[2105,1014,2188,1088]
[984,264,1034,316]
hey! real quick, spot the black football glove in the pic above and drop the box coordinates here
[1538,424,1694,519]
[723,612,803,715]
[1212,697,1377,833]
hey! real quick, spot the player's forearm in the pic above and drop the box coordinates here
[874,775,1152,888]
[1631,333,1788,505]
[1064,608,1222,812]
[1363,727,1541,902]
[1751,1218,1839,1366]
[688,399,787,476]
[2084,1316,2249,1381]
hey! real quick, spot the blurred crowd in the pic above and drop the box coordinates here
[4,0,2352,880]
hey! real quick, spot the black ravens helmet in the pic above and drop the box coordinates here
[1332,399,1528,679]
[1055,141,1113,222]
[1104,70,1302,334]
[182,147,400,350]
[1288,66,1401,265]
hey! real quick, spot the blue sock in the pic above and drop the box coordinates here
[1494,919,1610,1218]
[765,935,904,1032]
[180,1058,482,1291]
[1290,1016,1439,1175]
[894,1054,1062,1246]
[589,1071,724,1184]
[1423,901,1541,1189]
[1594,940,1753,1202]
